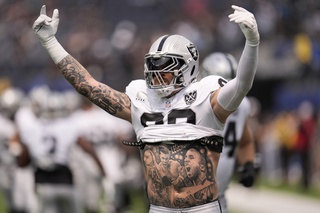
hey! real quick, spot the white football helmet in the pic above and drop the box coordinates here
[40,91,68,119]
[144,34,199,98]
[28,85,51,117]
[0,87,24,119]
[201,52,238,80]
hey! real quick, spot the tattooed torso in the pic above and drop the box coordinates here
[141,141,220,208]
[57,55,221,208]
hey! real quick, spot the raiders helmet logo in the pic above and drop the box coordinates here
[184,90,197,105]
[187,43,199,61]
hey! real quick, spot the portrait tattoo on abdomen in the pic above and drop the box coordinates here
[141,142,216,208]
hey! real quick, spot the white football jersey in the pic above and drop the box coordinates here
[16,107,80,168]
[72,106,121,146]
[126,75,226,143]
[70,105,131,183]
[216,96,251,195]
[1,112,38,213]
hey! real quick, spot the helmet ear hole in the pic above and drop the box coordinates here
[175,73,183,84]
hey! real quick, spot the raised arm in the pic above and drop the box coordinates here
[212,5,259,123]
[32,5,131,122]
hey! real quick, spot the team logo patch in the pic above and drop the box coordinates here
[184,90,197,105]
[187,43,199,61]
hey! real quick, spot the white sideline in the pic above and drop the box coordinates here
[226,183,320,213]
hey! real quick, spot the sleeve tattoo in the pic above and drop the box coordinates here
[57,55,131,115]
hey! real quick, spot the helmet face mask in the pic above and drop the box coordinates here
[41,91,68,119]
[144,54,186,96]
[144,35,199,98]
[28,86,67,119]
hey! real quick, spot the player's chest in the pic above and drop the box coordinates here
[138,93,203,126]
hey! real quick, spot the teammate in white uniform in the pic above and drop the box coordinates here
[201,52,256,213]
[32,4,260,213]
[70,97,138,213]
[0,106,23,213]
[14,89,106,213]
[0,87,38,213]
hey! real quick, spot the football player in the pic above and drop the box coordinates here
[202,52,256,213]
[32,4,259,213]
[0,87,38,213]
[14,89,106,213]
[70,97,139,213]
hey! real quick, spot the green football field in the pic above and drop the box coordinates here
[1,180,319,213]
[0,189,149,213]
[0,192,6,213]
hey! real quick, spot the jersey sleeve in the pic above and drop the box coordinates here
[196,75,226,101]
[125,79,147,101]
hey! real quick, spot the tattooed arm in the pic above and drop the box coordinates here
[32,5,131,121]
[57,55,131,121]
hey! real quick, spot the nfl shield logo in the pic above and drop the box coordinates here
[165,100,171,108]
[184,90,197,105]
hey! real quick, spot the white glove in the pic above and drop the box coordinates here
[33,5,59,44]
[228,5,260,46]
[33,5,68,63]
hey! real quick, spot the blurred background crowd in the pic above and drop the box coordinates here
[0,0,320,212]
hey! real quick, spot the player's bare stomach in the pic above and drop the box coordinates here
[141,141,220,208]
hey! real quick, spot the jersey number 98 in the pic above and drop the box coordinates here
[140,109,196,127]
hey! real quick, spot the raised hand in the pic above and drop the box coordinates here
[32,5,68,64]
[33,5,60,44]
[228,5,260,46]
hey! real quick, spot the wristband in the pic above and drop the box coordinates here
[41,37,68,64]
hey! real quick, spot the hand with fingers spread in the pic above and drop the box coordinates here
[228,5,260,46]
[32,5,68,64]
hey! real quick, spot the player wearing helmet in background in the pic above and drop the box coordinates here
[14,88,106,213]
[33,4,259,213]
[201,52,257,213]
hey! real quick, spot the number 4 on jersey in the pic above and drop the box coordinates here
[224,121,237,157]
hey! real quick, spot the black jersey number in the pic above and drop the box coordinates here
[43,135,57,154]
[218,78,228,87]
[224,121,237,157]
[141,109,196,127]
